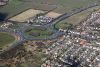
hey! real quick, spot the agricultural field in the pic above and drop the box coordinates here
[0,32,15,48]
[0,0,56,20]
[9,9,45,22]
[45,12,61,18]
[42,0,100,13]
[55,5,100,29]
[0,0,99,20]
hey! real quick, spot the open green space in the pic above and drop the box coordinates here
[42,0,100,13]
[0,0,44,19]
[0,0,99,20]
[19,63,28,67]
[0,32,15,48]
[55,5,100,29]
[25,27,53,38]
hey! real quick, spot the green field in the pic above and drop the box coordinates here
[55,5,100,29]
[0,32,15,48]
[25,27,53,38]
[0,0,99,19]
[0,0,55,19]
[42,0,100,13]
